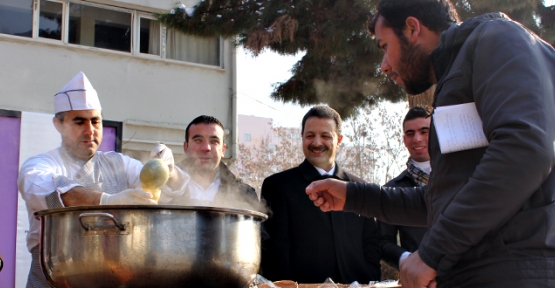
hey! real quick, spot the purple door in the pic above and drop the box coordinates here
[0,112,21,288]
[0,110,121,288]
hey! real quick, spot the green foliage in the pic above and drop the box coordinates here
[158,0,555,118]
[454,0,555,44]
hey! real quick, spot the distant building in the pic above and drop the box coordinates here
[238,115,278,147]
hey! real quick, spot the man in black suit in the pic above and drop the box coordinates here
[260,105,381,283]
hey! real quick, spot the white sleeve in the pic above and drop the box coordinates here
[18,155,68,211]
[399,251,412,266]
[121,153,145,189]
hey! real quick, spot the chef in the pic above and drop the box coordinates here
[18,71,185,288]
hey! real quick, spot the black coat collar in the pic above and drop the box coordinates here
[299,159,351,182]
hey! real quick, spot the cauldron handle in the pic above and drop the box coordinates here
[79,212,127,231]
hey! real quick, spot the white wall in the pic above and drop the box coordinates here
[0,33,237,159]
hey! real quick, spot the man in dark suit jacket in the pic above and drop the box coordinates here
[159,115,263,212]
[378,107,430,271]
[261,106,381,284]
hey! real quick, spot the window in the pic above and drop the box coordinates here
[0,0,221,67]
[139,17,160,56]
[244,134,251,142]
[166,28,220,66]
[68,3,131,52]
[39,0,63,40]
[0,0,33,37]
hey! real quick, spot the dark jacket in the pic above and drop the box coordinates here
[172,160,263,212]
[261,159,381,284]
[378,170,427,270]
[345,13,555,287]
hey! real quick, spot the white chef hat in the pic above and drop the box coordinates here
[54,72,102,114]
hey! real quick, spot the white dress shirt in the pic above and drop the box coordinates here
[314,165,336,176]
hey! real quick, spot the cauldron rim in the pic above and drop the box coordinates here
[34,204,268,221]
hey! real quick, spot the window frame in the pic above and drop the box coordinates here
[34,0,65,41]
[134,13,161,58]
[17,0,223,68]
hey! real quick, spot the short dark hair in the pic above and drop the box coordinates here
[369,0,459,38]
[54,111,68,122]
[185,115,226,142]
[54,111,103,122]
[301,106,342,135]
[403,106,431,126]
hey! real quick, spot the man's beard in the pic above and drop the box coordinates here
[398,37,434,95]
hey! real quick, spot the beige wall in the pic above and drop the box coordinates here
[0,30,236,161]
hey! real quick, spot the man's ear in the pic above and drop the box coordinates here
[53,117,63,133]
[183,141,188,152]
[405,16,421,43]
[221,143,227,155]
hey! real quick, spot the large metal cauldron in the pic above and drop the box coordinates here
[34,205,267,288]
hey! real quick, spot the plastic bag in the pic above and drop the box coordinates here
[252,274,278,287]
[368,279,400,287]
[318,278,338,288]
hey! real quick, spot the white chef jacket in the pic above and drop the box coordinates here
[18,147,143,251]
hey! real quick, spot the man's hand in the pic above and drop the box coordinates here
[61,186,103,206]
[150,142,175,175]
[399,251,437,288]
[305,178,348,212]
[150,142,188,191]
[100,189,157,205]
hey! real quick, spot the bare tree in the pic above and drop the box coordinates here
[232,103,407,189]
[340,102,408,184]
[230,127,304,193]
[338,115,375,182]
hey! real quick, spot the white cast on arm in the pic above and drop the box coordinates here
[100,189,157,205]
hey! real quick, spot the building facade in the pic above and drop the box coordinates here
[238,114,277,146]
[0,1,239,286]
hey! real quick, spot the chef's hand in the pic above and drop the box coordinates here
[150,142,175,175]
[100,189,157,205]
[399,251,437,288]
[305,178,347,212]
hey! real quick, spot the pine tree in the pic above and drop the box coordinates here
[453,0,555,44]
[158,0,555,117]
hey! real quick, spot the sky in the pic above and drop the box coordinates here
[236,47,307,128]
[236,0,555,127]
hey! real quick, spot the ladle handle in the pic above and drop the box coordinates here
[79,212,126,231]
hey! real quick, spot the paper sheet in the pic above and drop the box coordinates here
[433,102,489,154]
